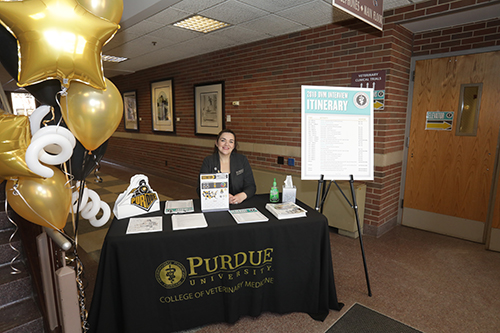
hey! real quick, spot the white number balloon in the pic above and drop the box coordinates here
[72,186,111,228]
[27,106,76,178]
[25,134,73,178]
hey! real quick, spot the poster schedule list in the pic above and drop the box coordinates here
[301,86,374,181]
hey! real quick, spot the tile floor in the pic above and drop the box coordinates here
[72,161,500,333]
[65,172,174,264]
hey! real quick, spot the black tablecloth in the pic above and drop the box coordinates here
[88,194,342,333]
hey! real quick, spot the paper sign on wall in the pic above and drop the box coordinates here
[426,111,454,131]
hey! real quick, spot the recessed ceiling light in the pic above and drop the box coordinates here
[173,15,230,33]
[102,54,128,63]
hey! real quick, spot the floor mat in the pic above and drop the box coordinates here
[326,303,422,333]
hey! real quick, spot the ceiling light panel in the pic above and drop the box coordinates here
[102,54,128,63]
[173,15,230,33]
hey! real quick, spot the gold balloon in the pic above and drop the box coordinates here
[77,0,123,24]
[0,113,41,180]
[6,166,72,230]
[0,0,119,90]
[60,77,123,151]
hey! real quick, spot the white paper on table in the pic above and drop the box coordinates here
[172,213,208,230]
[126,216,163,234]
[229,208,269,224]
[164,199,194,214]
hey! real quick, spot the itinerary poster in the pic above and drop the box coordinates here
[301,85,374,180]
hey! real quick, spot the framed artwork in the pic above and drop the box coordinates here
[151,78,175,133]
[123,91,139,131]
[194,81,224,135]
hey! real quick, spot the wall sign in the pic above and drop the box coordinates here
[333,0,383,31]
[426,111,454,131]
[351,70,386,110]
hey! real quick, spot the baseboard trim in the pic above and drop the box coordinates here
[402,208,484,243]
[488,228,500,252]
[364,217,397,238]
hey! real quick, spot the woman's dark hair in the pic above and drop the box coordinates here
[213,129,238,154]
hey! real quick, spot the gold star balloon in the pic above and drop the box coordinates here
[0,0,119,90]
[0,112,41,180]
[77,0,123,24]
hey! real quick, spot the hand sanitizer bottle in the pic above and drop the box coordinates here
[270,178,279,203]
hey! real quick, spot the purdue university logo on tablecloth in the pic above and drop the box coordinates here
[155,260,187,289]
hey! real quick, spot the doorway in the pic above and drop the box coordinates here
[401,50,500,243]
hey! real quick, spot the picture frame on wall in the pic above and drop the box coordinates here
[123,90,139,131]
[194,81,224,135]
[151,78,175,133]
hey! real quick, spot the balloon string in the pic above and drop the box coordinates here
[93,157,103,183]
[41,106,56,127]
[62,162,77,247]
[73,179,87,247]
[73,249,89,332]
[4,196,21,275]
[8,181,75,246]
[56,87,69,124]
[62,163,75,187]
[56,87,68,128]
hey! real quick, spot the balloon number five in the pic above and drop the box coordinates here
[72,184,111,228]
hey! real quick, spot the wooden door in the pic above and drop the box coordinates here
[402,51,500,242]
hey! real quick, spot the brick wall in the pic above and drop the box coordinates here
[107,0,500,234]
[384,0,500,55]
[108,17,412,234]
[412,18,500,56]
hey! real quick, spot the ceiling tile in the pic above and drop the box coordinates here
[171,0,227,13]
[240,14,308,36]
[200,0,269,25]
[105,35,174,59]
[145,6,191,25]
[148,25,201,43]
[209,25,271,44]
[277,0,336,28]
[238,0,315,13]
[103,29,142,51]
[123,19,165,37]
[176,33,237,53]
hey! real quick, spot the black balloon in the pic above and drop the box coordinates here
[70,140,108,181]
[0,24,62,108]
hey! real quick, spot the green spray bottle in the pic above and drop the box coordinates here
[270,178,279,203]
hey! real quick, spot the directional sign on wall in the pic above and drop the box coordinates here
[351,70,386,110]
[333,0,383,31]
[425,111,454,131]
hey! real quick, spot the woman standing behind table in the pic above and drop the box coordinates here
[198,129,256,204]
